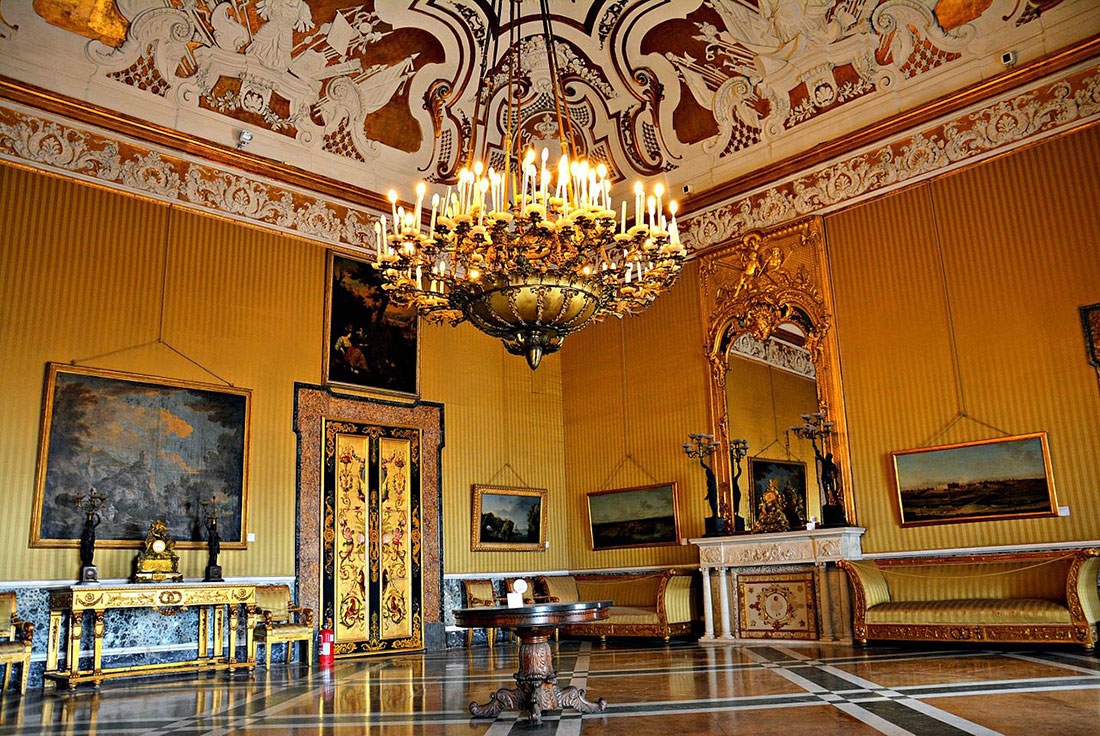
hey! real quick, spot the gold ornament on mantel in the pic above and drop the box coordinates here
[752,480,791,534]
[132,519,183,583]
[376,0,686,369]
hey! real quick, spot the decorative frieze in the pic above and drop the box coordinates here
[0,103,379,251]
[683,63,1100,250]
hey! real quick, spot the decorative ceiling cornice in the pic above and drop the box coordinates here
[683,33,1100,215]
[1,0,1097,202]
[1,3,1099,255]
[681,57,1100,251]
[0,76,394,214]
[0,100,380,251]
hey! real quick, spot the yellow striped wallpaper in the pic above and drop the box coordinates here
[824,126,1100,553]
[559,262,709,570]
[0,163,566,581]
[4,121,1099,583]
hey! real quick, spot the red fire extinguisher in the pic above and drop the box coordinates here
[319,620,335,668]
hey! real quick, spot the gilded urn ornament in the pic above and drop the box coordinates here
[132,519,183,583]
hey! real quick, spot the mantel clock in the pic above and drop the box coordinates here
[132,519,183,583]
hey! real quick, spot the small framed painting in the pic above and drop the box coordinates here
[586,483,680,551]
[748,459,807,528]
[471,485,547,552]
[892,433,1058,526]
[31,363,251,548]
[323,251,419,398]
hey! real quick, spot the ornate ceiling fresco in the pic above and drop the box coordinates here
[0,1,1097,221]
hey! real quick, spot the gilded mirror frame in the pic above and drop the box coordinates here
[697,217,856,528]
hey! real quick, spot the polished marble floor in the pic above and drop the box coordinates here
[2,640,1099,735]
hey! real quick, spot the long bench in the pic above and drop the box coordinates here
[838,549,1100,651]
[536,570,698,641]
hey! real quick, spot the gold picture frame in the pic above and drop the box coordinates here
[892,432,1057,526]
[471,485,547,552]
[31,363,251,549]
[322,250,421,400]
[586,483,681,551]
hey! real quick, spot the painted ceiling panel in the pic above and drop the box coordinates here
[0,0,1096,203]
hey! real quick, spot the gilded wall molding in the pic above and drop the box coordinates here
[683,60,1100,251]
[698,218,855,527]
[0,101,381,251]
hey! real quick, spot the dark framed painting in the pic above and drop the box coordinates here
[892,432,1058,526]
[31,363,251,549]
[471,485,547,552]
[586,483,680,551]
[748,459,807,527]
[323,251,419,398]
[1081,302,1100,368]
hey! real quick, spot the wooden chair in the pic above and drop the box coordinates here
[253,585,315,669]
[461,580,498,648]
[0,592,33,695]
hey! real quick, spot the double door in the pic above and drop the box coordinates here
[322,418,423,656]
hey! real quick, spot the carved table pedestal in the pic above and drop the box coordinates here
[453,601,611,727]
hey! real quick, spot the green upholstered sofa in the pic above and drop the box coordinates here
[535,570,698,641]
[839,549,1100,650]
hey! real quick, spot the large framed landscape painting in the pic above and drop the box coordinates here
[892,433,1057,526]
[323,251,419,398]
[471,485,547,552]
[587,483,680,551]
[31,363,251,548]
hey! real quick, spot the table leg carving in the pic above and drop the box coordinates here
[245,604,257,670]
[47,610,63,673]
[557,685,606,714]
[198,608,209,659]
[214,607,225,659]
[228,605,239,664]
[92,611,105,680]
[68,611,83,681]
[470,631,607,727]
[469,687,522,719]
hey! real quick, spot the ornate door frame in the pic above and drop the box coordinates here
[293,383,445,650]
[322,418,424,656]
[697,217,856,527]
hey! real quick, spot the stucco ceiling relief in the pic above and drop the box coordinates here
[0,1,1096,200]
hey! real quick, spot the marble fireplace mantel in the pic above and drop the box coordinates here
[691,527,866,568]
[690,527,865,643]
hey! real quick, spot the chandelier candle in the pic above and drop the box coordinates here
[378,151,686,369]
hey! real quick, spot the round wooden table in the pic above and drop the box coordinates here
[453,600,612,727]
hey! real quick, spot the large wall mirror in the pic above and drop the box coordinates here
[698,218,856,530]
[725,325,821,531]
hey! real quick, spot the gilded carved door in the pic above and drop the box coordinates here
[322,418,423,656]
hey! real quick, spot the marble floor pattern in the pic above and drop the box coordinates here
[2,640,1099,735]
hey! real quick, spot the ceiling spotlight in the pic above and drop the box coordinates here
[235,130,253,149]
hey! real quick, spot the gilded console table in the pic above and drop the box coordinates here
[691,528,865,644]
[44,583,257,690]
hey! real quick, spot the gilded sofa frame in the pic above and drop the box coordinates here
[558,570,697,641]
[839,549,1100,651]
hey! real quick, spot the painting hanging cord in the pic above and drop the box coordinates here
[66,204,235,388]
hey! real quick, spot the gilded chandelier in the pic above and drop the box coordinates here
[375,0,686,369]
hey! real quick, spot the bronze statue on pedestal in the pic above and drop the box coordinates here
[201,496,224,582]
[76,488,105,585]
